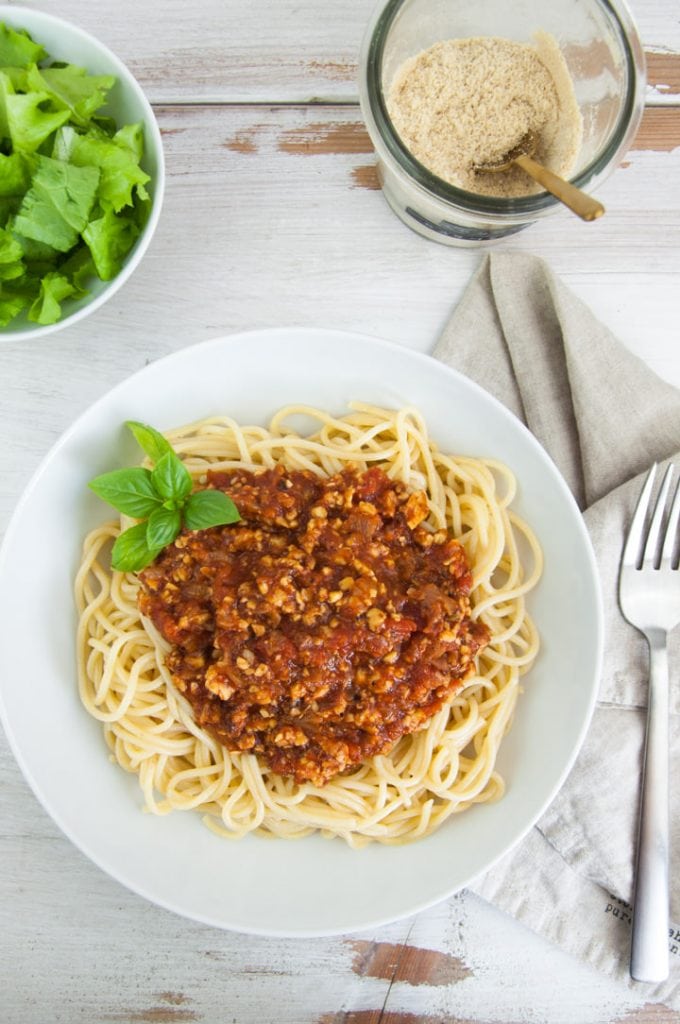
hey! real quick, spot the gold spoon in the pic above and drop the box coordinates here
[475,129,605,222]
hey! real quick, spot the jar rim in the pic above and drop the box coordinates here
[360,0,646,218]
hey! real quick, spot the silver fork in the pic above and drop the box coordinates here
[619,463,680,983]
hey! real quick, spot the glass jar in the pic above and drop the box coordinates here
[358,0,646,246]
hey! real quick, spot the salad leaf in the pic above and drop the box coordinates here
[13,154,99,252]
[5,88,71,153]
[0,259,23,281]
[0,24,46,69]
[90,114,117,137]
[114,122,144,162]
[28,271,76,325]
[0,226,24,280]
[54,123,150,212]
[0,284,27,325]
[0,71,14,140]
[82,206,139,280]
[58,244,94,292]
[0,20,152,328]
[10,226,59,282]
[0,152,29,197]
[25,63,115,125]
[1,66,28,93]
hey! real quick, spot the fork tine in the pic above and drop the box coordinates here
[661,468,680,567]
[623,464,657,568]
[644,465,674,569]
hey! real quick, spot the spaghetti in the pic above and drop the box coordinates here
[76,404,542,847]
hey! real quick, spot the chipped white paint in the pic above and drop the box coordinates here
[15,0,680,103]
[646,82,677,103]
[0,1,679,1023]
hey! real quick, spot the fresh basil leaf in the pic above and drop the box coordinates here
[146,506,182,550]
[151,450,193,503]
[184,489,241,531]
[88,466,161,517]
[125,420,173,464]
[111,522,161,573]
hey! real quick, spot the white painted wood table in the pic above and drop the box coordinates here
[1,1,679,1021]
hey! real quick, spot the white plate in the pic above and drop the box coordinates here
[0,328,603,936]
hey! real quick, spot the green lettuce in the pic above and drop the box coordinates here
[28,270,76,324]
[0,285,28,325]
[13,155,100,252]
[0,20,151,327]
[0,23,46,69]
[0,152,30,197]
[5,87,71,152]
[83,207,140,280]
[54,123,150,212]
[0,226,24,280]
[25,63,115,125]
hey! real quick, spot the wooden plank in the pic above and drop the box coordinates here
[0,11,679,1017]
[1,100,678,537]
[631,106,680,150]
[2,790,678,1024]
[121,102,680,400]
[646,52,680,100]
[227,104,680,174]
[266,103,680,185]
[13,0,680,102]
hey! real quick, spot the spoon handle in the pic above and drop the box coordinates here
[514,154,605,222]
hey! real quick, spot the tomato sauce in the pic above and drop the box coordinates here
[139,465,488,785]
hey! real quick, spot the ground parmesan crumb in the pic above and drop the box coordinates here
[387,33,583,198]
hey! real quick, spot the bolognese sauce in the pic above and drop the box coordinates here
[138,464,488,786]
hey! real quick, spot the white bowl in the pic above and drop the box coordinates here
[0,328,603,936]
[0,6,165,341]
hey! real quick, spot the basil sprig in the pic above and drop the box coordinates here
[89,421,240,573]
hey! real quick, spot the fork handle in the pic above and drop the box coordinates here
[631,630,670,982]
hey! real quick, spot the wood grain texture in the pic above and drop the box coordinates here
[2,816,676,1024]
[630,106,680,150]
[349,941,473,986]
[1,1,680,1023]
[1,101,679,512]
[317,1014,447,1023]
[646,52,680,98]
[612,1006,680,1024]
[218,105,680,165]
[9,0,680,102]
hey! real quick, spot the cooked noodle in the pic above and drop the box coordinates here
[75,404,541,847]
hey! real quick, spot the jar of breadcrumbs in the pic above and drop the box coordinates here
[358,0,645,245]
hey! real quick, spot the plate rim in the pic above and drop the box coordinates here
[0,326,604,936]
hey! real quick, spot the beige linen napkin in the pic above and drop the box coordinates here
[434,252,680,1003]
